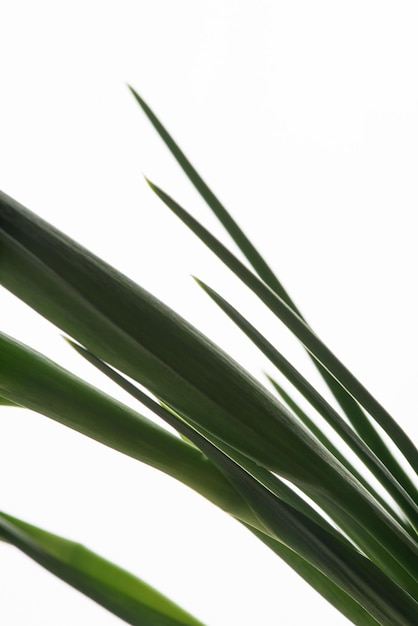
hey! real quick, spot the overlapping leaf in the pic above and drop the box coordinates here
[0,330,392,625]
[128,86,413,498]
[0,330,259,529]
[0,191,417,598]
[144,181,418,510]
[1,88,417,626]
[61,344,418,626]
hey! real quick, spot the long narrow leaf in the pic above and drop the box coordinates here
[127,86,292,306]
[128,87,402,490]
[194,277,418,529]
[0,512,206,626]
[266,376,410,533]
[145,181,418,485]
[1,191,416,592]
[0,330,260,531]
[0,191,334,484]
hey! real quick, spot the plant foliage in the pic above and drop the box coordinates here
[0,89,417,625]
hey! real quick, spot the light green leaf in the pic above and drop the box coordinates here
[0,512,206,626]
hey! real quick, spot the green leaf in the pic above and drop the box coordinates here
[67,343,418,602]
[0,330,260,531]
[144,181,418,485]
[127,86,293,306]
[0,512,206,626]
[0,395,20,406]
[1,191,417,593]
[0,192,367,497]
[194,276,418,530]
[0,190,317,480]
[223,467,418,626]
[266,375,411,533]
[57,346,418,626]
[128,86,404,499]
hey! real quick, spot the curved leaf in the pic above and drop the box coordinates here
[57,347,418,626]
[1,192,417,596]
[0,330,259,529]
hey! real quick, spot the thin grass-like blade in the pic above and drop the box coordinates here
[194,277,418,529]
[145,181,418,486]
[128,87,403,492]
[127,86,293,306]
[266,376,411,533]
[0,512,206,626]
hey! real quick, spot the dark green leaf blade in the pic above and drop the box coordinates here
[144,181,418,483]
[128,86,402,490]
[266,375,411,533]
[194,276,418,530]
[245,525,382,626]
[0,190,370,504]
[0,395,20,406]
[127,86,293,306]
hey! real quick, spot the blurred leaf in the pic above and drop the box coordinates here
[0,512,206,626]
[0,395,20,406]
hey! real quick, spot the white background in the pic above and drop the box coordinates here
[1,2,417,625]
